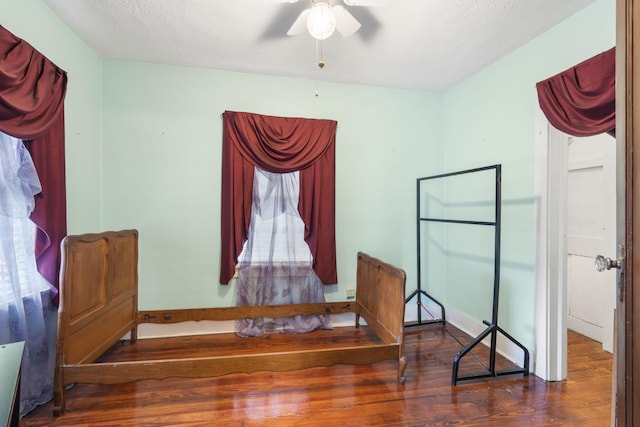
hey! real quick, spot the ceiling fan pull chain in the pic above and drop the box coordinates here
[315,39,324,96]
[317,38,326,69]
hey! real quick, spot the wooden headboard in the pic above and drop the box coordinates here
[56,230,138,366]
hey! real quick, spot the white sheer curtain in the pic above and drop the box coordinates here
[235,167,332,337]
[0,132,56,415]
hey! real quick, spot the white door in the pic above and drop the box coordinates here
[566,132,616,352]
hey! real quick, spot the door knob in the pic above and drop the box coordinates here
[595,255,622,272]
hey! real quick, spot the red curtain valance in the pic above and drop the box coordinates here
[536,47,615,137]
[220,110,338,285]
[0,25,67,139]
[0,25,67,296]
[223,110,335,172]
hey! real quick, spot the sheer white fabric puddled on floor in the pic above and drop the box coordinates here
[235,168,331,337]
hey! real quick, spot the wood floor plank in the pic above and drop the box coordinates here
[20,326,611,426]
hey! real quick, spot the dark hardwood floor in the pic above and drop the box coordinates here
[21,325,612,426]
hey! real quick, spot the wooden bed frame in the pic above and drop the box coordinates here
[53,229,407,416]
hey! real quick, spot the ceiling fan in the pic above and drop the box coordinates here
[274,0,380,40]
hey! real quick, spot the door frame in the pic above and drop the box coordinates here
[615,0,638,424]
[533,104,568,382]
[534,116,617,383]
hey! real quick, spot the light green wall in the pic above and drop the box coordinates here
[440,0,616,348]
[1,0,104,234]
[101,61,443,309]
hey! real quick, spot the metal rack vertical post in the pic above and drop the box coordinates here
[409,164,529,384]
[404,169,447,327]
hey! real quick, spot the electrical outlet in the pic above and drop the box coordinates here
[346,288,356,299]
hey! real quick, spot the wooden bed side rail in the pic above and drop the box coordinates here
[137,302,354,324]
[60,344,402,385]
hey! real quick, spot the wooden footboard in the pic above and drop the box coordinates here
[54,230,138,416]
[53,232,407,416]
[355,252,407,383]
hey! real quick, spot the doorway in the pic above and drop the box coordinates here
[565,131,616,353]
[533,105,616,380]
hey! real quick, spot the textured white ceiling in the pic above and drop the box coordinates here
[42,0,596,91]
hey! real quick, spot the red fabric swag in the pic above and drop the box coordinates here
[0,25,68,295]
[536,47,615,137]
[220,111,338,285]
[0,25,67,139]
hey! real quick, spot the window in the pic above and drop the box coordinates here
[237,168,311,265]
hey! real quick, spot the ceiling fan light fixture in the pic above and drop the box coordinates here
[307,2,336,40]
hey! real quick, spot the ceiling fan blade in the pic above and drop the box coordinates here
[342,0,384,6]
[286,8,311,36]
[333,5,361,37]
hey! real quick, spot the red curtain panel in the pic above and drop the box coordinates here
[23,115,67,297]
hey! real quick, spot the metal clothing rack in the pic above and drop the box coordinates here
[408,164,529,384]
